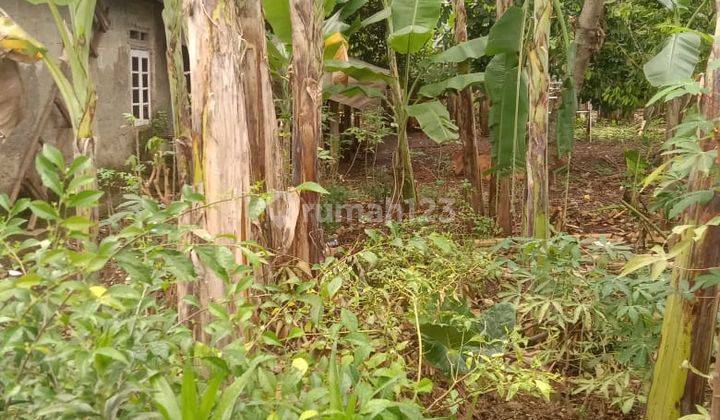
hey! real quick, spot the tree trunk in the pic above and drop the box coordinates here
[712,330,720,419]
[646,4,720,417]
[572,0,605,93]
[329,100,341,173]
[524,0,551,239]
[387,42,417,204]
[289,0,324,264]
[162,0,192,188]
[186,0,252,342]
[239,0,286,254]
[454,0,484,215]
[493,0,513,236]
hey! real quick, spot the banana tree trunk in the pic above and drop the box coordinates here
[646,4,720,416]
[524,0,551,239]
[289,0,324,264]
[240,0,286,255]
[454,0,484,215]
[493,0,513,236]
[387,44,417,204]
[186,0,252,342]
[162,0,192,188]
[73,94,100,232]
[572,0,604,93]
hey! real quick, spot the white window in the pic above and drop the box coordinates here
[130,49,151,125]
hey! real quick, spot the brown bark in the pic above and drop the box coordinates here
[239,0,286,255]
[572,0,605,93]
[186,0,252,342]
[454,0,484,215]
[289,0,324,264]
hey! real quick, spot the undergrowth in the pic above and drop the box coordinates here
[0,145,664,418]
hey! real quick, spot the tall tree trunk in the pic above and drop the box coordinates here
[524,0,551,239]
[186,0,252,343]
[162,0,195,323]
[493,0,513,236]
[289,0,324,264]
[239,0,286,255]
[454,0,484,215]
[646,4,720,417]
[572,0,604,93]
[162,0,192,188]
[387,39,417,204]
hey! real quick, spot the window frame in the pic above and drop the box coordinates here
[129,48,151,126]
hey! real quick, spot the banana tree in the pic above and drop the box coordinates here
[161,0,193,188]
[452,0,484,215]
[1,1,100,226]
[638,2,713,416]
[325,0,466,203]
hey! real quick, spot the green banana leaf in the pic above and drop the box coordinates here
[323,84,384,100]
[486,53,528,172]
[388,0,442,54]
[418,72,485,98]
[556,77,577,157]
[262,0,292,45]
[360,7,390,27]
[324,59,393,83]
[485,6,524,56]
[406,100,458,143]
[643,32,701,87]
[432,36,487,63]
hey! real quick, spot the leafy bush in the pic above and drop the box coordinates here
[495,235,666,413]
[0,145,424,418]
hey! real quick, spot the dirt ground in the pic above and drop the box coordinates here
[330,126,661,249]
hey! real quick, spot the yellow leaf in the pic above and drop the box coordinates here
[299,410,319,420]
[89,285,107,298]
[292,357,309,375]
[0,12,45,62]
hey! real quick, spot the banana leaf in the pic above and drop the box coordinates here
[486,53,528,172]
[324,59,392,83]
[406,100,458,143]
[556,77,577,156]
[418,72,485,98]
[485,6,524,56]
[0,9,46,62]
[432,36,487,63]
[388,0,442,54]
[643,32,701,87]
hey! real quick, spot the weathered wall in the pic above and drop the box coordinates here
[0,0,171,194]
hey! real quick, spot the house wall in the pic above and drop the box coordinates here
[0,0,171,194]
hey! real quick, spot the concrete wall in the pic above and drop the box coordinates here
[0,0,171,194]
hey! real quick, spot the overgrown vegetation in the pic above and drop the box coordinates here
[1,0,720,418]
